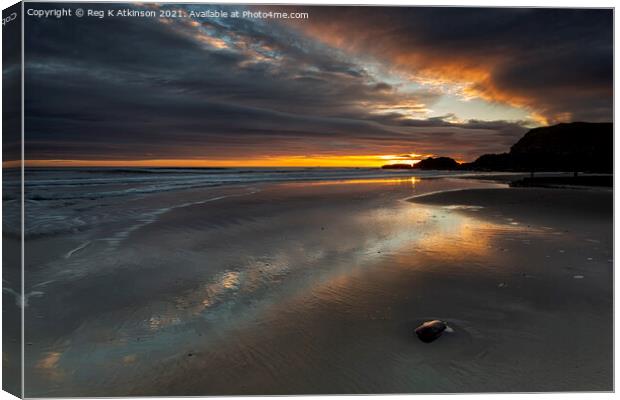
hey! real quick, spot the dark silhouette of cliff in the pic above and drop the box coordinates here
[381,157,460,170]
[463,122,612,174]
[381,163,413,169]
[413,157,459,170]
[460,153,513,171]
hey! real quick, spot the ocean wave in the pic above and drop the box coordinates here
[9,168,474,237]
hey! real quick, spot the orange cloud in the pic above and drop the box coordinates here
[297,25,537,120]
[285,9,611,125]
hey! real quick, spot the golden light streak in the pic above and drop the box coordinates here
[292,176,420,186]
[18,154,430,168]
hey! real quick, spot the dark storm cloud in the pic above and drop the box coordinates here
[291,6,613,124]
[24,4,609,163]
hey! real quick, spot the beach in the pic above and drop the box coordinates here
[19,173,612,396]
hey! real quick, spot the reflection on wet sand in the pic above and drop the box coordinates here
[35,352,64,382]
[24,178,612,396]
[297,176,421,187]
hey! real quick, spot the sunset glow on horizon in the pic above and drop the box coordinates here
[14,154,431,168]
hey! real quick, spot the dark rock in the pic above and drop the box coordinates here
[413,157,459,170]
[460,152,513,171]
[463,122,612,173]
[381,163,413,169]
[510,122,612,173]
[415,320,448,343]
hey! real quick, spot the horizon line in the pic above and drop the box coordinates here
[4,157,450,169]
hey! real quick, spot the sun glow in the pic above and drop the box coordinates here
[17,154,430,168]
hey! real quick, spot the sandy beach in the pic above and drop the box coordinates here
[21,176,612,396]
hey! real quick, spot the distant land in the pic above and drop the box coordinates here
[382,122,613,174]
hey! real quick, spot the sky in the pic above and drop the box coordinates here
[20,3,613,167]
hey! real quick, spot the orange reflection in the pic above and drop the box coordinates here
[268,202,547,318]
[414,216,497,259]
[35,351,65,381]
[122,354,137,365]
[292,176,420,187]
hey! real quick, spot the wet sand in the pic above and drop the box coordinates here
[23,178,612,396]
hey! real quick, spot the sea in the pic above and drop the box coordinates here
[4,167,491,237]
